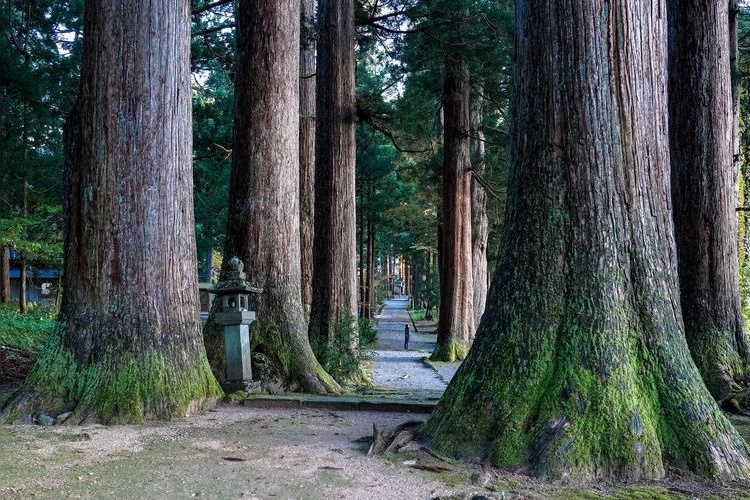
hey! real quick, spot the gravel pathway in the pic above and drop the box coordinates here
[371,297,450,395]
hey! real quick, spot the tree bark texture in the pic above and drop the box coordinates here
[470,94,489,329]
[432,58,475,362]
[299,0,316,316]
[667,0,750,403]
[205,0,339,395]
[2,0,221,424]
[425,0,750,480]
[309,0,359,352]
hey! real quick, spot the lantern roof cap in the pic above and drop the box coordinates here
[209,257,262,295]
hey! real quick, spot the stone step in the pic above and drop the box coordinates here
[240,393,439,413]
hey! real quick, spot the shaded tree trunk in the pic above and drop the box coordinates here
[309,0,358,352]
[18,252,26,314]
[0,246,9,303]
[205,0,339,395]
[667,0,750,404]
[2,0,221,423]
[426,0,750,480]
[366,216,375,320]
[299,0,316,316]
[470,94,488,328]
[200,248,214,283]
[358,185,365,317]
[432,58,474,362]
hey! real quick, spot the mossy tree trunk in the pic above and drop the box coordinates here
[667,0,750,404]
[309,0,359,353]
[425,0,750,481]
[470,94,488,328]
[432,57,474,362]
[300,0,316,317]
[1,0,221,424]
[206,0,340,395]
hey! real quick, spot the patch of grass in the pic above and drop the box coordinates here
[0,303,56,353]
[358,318,377,349]
[408,309,426,322]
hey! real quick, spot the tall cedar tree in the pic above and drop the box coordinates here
[300,0,316,316]
[470,95,489,327]
[667,0,750,404]
[431,55,475,362]
[1,0,221,423]
[204,0,340,394]
[425,0,750,480]
[309,0,359,351]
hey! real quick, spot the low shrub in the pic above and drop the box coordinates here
[0,304,57,353]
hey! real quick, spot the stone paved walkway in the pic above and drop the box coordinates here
[371,297,457,397]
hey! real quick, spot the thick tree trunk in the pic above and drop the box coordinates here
[667,0,750,403]
[425,0,750,480]
[2,0,221,424]
[309,0,358,352]
[0,246,9,303]
[299,0,316,316]
[205,0,339,395]
[432,58,474,362]
[470,94,488,328]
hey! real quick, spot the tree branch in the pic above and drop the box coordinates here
[467,167,505,198]
[192,23,235,37]
[192,0,233,16]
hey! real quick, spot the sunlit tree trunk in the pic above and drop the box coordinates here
[2,0,221,423]
[432,57,474,362]
[667,0,750,404]
[309,0,358,352]
[426,0,750,480]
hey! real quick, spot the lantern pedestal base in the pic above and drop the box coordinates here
[221,379,262,394]
[223,324,253,383]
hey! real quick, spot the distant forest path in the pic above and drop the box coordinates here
[371,297,458,396]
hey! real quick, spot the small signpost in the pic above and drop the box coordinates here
[210,257,262,392]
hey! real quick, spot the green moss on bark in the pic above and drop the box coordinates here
[1,330,222,424]
[430,339,469,362]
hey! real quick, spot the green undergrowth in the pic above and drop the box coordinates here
[358,318,377,348]
[315,311,372,388]
[0,303,57,353]
[408,308,438,323]
[408,308,427,321]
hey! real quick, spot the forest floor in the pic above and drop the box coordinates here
[1,300,749,498]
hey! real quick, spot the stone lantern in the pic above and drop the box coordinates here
[210,257,262,391]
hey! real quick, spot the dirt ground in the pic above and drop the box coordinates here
[1,393,750,499]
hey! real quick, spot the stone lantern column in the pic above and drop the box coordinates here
[210,257,262,392]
